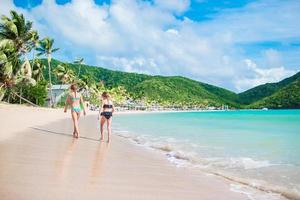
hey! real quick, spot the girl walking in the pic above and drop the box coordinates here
[99,92,114,142]
[64,84,86,138]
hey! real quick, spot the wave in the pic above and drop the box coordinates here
[230,184,282,200]
[232,158,275,170]
[151,143,173,152]
[198,157,276,170]
[213,172,300,200]
[114,130,300,200]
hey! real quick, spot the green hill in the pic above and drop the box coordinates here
[249,78,300,109]
[132,76,239,107]
[238,71,300,104]
[43,59,151,90]
[42,59,299,109]
[43,59,239,107]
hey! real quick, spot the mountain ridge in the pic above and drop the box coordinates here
[238,71,300,104]
[43,59,299,108]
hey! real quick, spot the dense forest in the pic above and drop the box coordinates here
[238,71,300,105]
[40,59,240,108]
[249,77,300,109]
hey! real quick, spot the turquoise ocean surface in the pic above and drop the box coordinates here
[114,110,300,199]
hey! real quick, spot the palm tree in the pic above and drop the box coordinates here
[0,38,32,102]
[0,10,34,73]
[0,10,34,55]
[36,37,59,107]
[73,57,84,78]
[54,63,75,84]
[0,47,15,101]
[0,39,16,80]
[80,74,95,92]
[15,59,36,103]
[32,60,45,81]
[78,74,100,100]
[0,49,36,103]
[0,10,38,103]
[29,30,39,66]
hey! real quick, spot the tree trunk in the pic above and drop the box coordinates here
[31,51,35,68]
[7,90,11,103]
[48,55,53,107]
[78,65,81,78]
[12,91,38,107]
[0,86,6,102]
[19,88,22,104]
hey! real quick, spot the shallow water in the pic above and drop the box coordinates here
[114,110,300,199]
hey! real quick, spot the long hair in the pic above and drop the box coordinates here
[70,84,77,92]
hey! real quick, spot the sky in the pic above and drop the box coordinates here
[1,0,300,92]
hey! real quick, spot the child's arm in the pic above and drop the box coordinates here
[98,99,103,119]
[80,95,86,116]
[112,102,115,113]
[99,99,104,113]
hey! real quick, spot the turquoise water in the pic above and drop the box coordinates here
[113,110,300,198]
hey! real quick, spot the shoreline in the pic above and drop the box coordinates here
[113,109,300,200]
[115,109,227,114]
[1,102,297,116]
[0,104,290,200]
[115,129,298,200]
[0,104,246,200]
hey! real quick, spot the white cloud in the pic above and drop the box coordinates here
[166,28,179,35]
[32,0,117,51]
[0,1,16,15]
[197,0,300,43]
[97,55,159,74]
[1,0,299,92]
[263,49,282,68]
[154,0,190,13]
[234,59,296,91]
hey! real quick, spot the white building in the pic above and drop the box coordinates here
[47,84,70,106]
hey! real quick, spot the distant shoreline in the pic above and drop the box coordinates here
[1,102,299,115]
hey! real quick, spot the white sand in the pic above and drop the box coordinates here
[0,104,284,200]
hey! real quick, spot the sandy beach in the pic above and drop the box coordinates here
[0,104,285,200]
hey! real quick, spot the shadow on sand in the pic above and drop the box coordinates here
[30,127,100,142]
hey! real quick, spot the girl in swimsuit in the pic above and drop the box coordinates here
[64,84,86,138]
[99,92,114,142]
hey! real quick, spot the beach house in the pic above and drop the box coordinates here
[46,84,70,106]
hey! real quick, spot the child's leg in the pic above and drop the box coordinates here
[100,117,106,141]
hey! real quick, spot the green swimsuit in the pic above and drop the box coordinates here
[71,97,81,113]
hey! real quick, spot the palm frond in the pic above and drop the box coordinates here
[36,52,44,57]
[51,48,59,53]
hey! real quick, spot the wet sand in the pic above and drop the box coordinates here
[0,104,259,200]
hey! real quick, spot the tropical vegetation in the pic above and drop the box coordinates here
[238,71,300,105]
[35,37,59,107]
[249,76,300,109]
[0,10,130,107]
[40,58,300,109]
[0,10,299,109]
[0,10,40,105]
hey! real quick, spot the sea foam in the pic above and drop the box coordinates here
[114,129,300,200]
